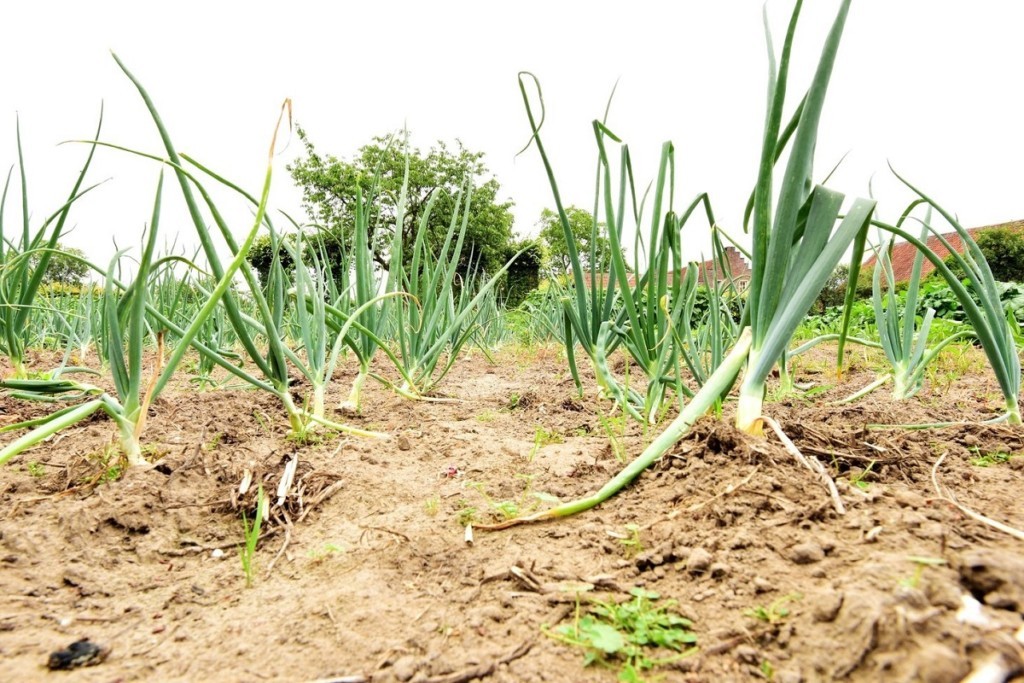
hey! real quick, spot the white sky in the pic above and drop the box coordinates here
[2,1,1022,270]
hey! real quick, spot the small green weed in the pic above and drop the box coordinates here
[899,555,947,589]
[744,593,801,625]
[463,476,559,524]
[25,461,45,477]
[847,461,876,490]
[239,485,266,588]
[612,524,644,559]
[307,543,343,563]
[204,432,224,452]
[424,495,440,517]
[969,448,1013,467]
[528,426,563,461]
[759,660,776,680]
[547,588,697,682]
[455,500,478,526]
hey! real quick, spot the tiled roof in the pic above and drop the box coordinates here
[582,247,752,289]
[862,219,1024,282]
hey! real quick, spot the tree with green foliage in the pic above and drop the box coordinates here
[940,227,1024,284]
[30,243,89,287]
[535,206,619,276]
[976,227,1024,283]
[287,128,515,278]
[499,239,543,307]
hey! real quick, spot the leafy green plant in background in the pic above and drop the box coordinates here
[288,129,516,278]
[0,114,103,379]
[548,588,697,682]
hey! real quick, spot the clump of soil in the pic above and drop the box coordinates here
[1,344,1023,682]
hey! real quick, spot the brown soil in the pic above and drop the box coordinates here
[2,344,1024,682]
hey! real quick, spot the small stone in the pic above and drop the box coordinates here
[391,655,418,682]
[901,511,927,528]
[915,643,970,683]
[894,489,926,509]
[775,670,803,683]
[810,591,843,622]
[789,542,824,565]
[926,580,961,610]
[959,549,1024,611]
[478,605,503,622]
[894,585,928,609]
[1009,456,1024,471]
[709,563,730,579]
[735,645,760,665]
[397,436,411,451]
[776,623,794,647]
[753,577,773,594]
[912,522,945,540]
[686,548,713,574]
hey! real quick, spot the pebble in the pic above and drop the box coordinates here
[912,522,945,540]
[894,489,926,509]
[893,585,928,609]
[735,645,760,665]
[709,562,730,579]
[775,670,803,683]
[686,548,713,574]
[391,655,418,682]
[789,542,825,565]
[753,576,774,594]
[915,643,970,683]
[901,510,927,528]
[396,436,411,451]
[810,591,843,622]
[478,605,504,622]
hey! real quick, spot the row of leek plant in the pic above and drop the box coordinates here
[0,121,273,467]
[483,0,874,527]
[119,47,524,438]
[487,0,1021,531]
[110,54,385,441]
[0,114,104,378]
[297,138,530,407]
[519,74,745,425]
[870,178,1021,423]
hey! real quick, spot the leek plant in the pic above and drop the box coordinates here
[323,165,407,413]
[0,115,103,378]
[872,173,1021,423]
[484,0,871,528]
[111,55,380,439]
[520,76,706,423]
[386,181,525,398]
[734,0,873,434]
[1,134,270,467]
[843,216,974,403]
[672,228,744,395]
